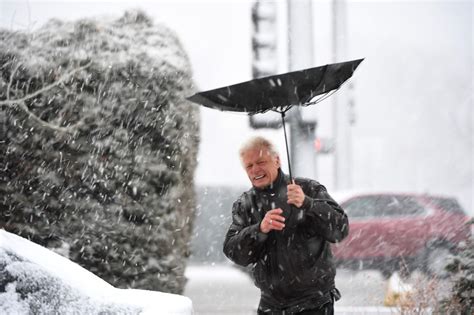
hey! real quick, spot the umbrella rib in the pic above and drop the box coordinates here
[304,88,339,106]
[272,105,293,114]
[304,69,357,106]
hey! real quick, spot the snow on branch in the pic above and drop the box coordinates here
[0,61,92,133]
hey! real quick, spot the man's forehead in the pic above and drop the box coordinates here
[246,147,271,157]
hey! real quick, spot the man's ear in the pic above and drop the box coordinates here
[275,155,281,167]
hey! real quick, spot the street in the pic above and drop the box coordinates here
[184,264,401,315]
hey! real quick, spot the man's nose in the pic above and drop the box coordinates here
[251,165,260,173]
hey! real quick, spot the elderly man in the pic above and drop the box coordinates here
[223,136,349,315]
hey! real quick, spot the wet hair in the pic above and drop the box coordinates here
[239,136,279,160]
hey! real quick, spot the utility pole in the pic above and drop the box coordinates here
[250,0,281,129]
[287,0,317,179]
[250,0,317,179]
[332,0,352,190]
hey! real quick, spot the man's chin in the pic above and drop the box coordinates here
[252,181,269,189]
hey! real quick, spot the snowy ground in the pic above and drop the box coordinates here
[184,264,259,315]
[184,264,436,315]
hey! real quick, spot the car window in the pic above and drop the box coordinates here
[342,195,425,218]
[427,197,466,215]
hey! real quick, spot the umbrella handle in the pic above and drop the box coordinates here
[281,112,293,181]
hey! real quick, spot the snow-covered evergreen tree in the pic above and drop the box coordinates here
[0,10,199,293]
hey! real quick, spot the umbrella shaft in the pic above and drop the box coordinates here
[281,112,293,181]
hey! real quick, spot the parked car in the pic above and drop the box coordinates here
[0,230,193,315]
[331,192,472,278]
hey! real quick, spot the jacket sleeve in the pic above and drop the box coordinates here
[223,196,268,266]
[298,180,349,243]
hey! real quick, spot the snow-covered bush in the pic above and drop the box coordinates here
[0,10,199,293]
[438,223,474,314]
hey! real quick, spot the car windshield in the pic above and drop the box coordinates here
[427,197,466,215]
[342,195,426,218]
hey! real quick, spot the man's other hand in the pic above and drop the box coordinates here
[260,208,285,234]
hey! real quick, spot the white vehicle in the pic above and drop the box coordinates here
[0,229,193,315]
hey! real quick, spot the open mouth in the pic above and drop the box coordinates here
[254,175,265,180]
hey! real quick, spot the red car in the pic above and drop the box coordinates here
[331,192,472,278]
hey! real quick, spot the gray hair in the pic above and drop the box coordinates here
[239,136,279,160]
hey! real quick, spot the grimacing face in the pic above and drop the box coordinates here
[241,146,280,189]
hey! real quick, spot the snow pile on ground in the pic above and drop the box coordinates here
[0,230,193,315]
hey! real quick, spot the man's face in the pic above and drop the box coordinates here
[241,146,280,189]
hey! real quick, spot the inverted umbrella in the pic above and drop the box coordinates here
[187,58,364,180]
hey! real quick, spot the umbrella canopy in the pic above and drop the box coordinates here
[187,58,364,114]
[187,58,364,180]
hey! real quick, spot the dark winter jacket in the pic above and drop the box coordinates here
[223,169,349,313]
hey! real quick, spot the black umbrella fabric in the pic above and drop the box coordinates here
[188,58,364,114]
[187,58,364,179]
